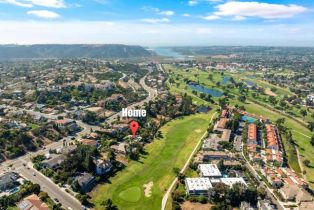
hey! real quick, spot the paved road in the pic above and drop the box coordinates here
[18,164,82,210]
[161,112,217,210]
[1,66,158,210]
[106,66,158,124]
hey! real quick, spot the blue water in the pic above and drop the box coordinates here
[244,80,257,87]
[189,83,223,97]
[242,115,257,123]
[9,187,19,194]
[222,76,231,84]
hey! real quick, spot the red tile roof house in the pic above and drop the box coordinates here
[80,139,98,147]
[247,123,257,145]
[18,194,49,210]
[266,124,280,151]
[216,118,229,129]
[54,119,79,133]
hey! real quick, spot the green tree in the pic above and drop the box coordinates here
[238,95,246,103]
[300,110,307,119]
[311,135,314,146]
[308,121,314,131]
[268,96,277,106]
[102,199,118,210]
[303,159,311,167]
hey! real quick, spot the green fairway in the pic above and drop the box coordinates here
[91,112,215,210]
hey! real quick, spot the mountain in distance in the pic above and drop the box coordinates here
[0,44,151,59]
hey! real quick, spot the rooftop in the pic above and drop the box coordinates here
[18,194,49,210]
[220,177,247,187]
[198,164,222,177]
[185,178,213,191]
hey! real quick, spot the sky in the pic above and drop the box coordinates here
[0,0,313,46]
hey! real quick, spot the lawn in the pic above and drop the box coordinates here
[91,112,215,210]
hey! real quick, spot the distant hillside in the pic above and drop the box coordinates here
[0,44,151,59]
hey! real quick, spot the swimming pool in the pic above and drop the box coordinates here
[241,115,257,123]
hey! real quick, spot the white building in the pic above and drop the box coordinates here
[198,164,222,178]
[185,178,213,196]
[307,94,314,102]
[220,178,247,187]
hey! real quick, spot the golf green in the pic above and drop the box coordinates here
[118,186,142,202]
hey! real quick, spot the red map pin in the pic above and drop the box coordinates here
[130,121,139,138]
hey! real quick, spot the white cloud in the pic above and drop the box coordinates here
[142,6,175,16]
[203,15,220,20]
[188,0,222,6]
[27,10,60,19]
[158,10,175,16]
[0,20,313,46]
[215,1,307,19]
[0,0,32,7]
[182,13,191,17]
[141,18,170,24]
[26,0,66,8]
[0,0,66,8]
[232,16,246,21]
[188,0,198,6]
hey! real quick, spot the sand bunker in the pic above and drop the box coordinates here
[194,129,202,133]
[265,88,277,96]
[143,181,153,197]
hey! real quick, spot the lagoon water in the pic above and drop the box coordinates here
[189,83,223,97]
[244,80,257,87]
[222,76,231,84]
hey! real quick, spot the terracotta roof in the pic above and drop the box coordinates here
[80,139,97,147]
[221,109,228,118]
[266,124,279,149]
[18,194,49,210]
[217,118,229,129]
[248,123,257,141]
[55,119,71,125]
[284,177,294,185]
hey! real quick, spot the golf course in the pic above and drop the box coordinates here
[91,111,215,210]
[165,64,314,188]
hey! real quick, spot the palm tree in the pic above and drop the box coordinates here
[102,199,118,210]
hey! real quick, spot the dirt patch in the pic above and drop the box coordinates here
[194,129,202,133]
[265,88,277,96]
[143,181,153,197]
[181,201,213,210]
